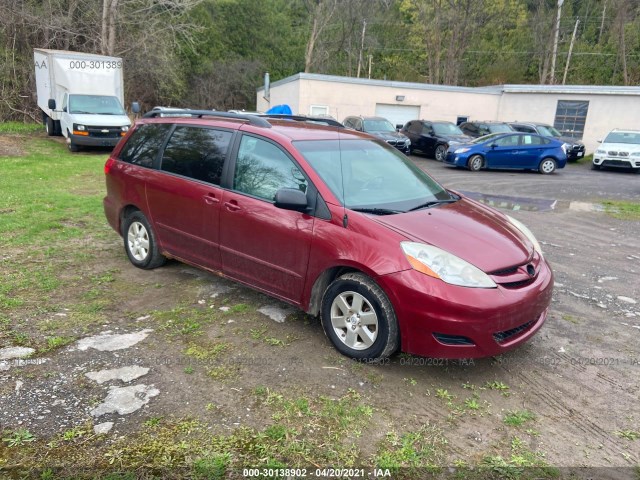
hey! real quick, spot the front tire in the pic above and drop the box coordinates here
[321,273,399,360]
[467,155,483,171]
[434,144,447,162]
[591,164,601,170]
[539,158,556,174]
[122,211,166,269]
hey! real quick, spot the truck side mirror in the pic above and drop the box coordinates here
[131,102,140,114]
[48,99,56,110]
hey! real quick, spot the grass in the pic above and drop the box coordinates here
[504,410,537,427]
[0,122,42,134]
[602,200,640,220]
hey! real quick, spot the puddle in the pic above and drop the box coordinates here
[460,191,604,213]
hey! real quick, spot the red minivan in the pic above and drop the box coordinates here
[104,111,553,360]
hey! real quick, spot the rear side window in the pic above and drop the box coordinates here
[161,126,232,185]
[233,136,308,201]
[119,123,172,167]
[521,135,546,145]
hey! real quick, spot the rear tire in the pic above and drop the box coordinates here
[45,117,55,136]
[539,158,556,174]
[321,273,399,360]
[467,155,483,171]
[122,211,166,270]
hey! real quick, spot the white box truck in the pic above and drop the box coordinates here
[34,49,134,152]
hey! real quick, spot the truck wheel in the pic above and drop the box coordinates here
[67,130,80,152]
[45,117,55,136]
[320,272,399,360]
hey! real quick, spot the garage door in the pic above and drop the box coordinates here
[375,104,420,129]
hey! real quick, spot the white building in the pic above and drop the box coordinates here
[257,73,640,153]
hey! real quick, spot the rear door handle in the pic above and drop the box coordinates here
[224,201,241,212]
[203,193,219,205]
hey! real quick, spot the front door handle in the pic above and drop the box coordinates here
[203,193,219,205]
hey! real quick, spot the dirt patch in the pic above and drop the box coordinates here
[0,135,26,156]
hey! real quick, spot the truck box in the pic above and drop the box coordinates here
[34,49,131,151]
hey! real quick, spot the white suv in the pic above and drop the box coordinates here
[593,129,640,172]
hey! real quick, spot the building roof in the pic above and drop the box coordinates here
[258,72,640,97]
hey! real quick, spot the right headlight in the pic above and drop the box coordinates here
[401,242,496,288]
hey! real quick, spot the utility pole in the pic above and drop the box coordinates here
[599,1,607,43]
[562,18,580,85]
[550,0,564,84]
[357,19,366,78]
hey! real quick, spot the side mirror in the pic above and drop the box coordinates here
[490,143,498,149]
[274,188,308,212]
[131,102,140,114]
[48,99,56,110]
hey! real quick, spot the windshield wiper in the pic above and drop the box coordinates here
[351,207,404,216]
[408,199,458,212]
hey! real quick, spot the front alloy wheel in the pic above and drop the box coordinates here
[468,155,483,171]
[321,273,399,360]
[435,144,447,162]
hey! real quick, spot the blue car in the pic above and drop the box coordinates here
[445,132,567,174]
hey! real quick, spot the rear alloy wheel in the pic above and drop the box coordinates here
[467,155,483,171]
[122,211,166,269]
[321,273,398,360]
[539,158,556,174]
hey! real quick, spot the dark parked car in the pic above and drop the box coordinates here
[343,115,411,154]
[509,122,585,161]
[401,120,472,161]
[104,110,553,360]
[459,121,514,138]
[445,132,567,174]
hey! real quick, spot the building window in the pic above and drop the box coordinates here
[310,105,329,117]
[554,100,589,140]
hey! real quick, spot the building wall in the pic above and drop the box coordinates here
[497,92,640,152]
[258,74,640,154]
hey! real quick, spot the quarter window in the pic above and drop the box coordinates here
[233,136,308,202]
[119,123,172,168]
[554,100,589,140]
[161,126,232,185]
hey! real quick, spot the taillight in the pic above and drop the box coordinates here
[104,157,116,175]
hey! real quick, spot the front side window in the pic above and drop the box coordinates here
[161,126,232,185]
[487,124,513,134]
[494,135,520,147]
[119,123,172,167]
[233,136,308,201]
[295,139,452,212]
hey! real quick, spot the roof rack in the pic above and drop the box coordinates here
[142,109,272,128]
[262,114,344,128]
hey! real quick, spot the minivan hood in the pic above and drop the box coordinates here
[68,114,131,127]
[371,198,532,272]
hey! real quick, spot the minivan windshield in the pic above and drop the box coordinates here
[69,95,126,115]
[295,139,454,213]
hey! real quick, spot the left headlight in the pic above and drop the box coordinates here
[506,215,543,258]
[454,147,471,154]
[401,242,496,288]
[121,126,129,132]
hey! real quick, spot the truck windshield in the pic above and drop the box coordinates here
[69,95,125,115]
